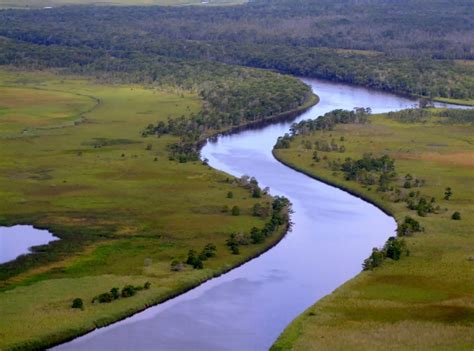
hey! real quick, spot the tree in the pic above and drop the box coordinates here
[71,298,84,309]
[444,187,452,200]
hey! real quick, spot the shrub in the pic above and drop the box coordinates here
[200,243,217,259]
[144,281,151,289]
[194,259,203,269]
[252,187,262,198]
[384,237,406,260]
[452,211,461,220]
[121,285,137,298]
[231,206,240,216]
[226,233,240,254]
[363,248,384,270]
[171,259,185,271]
[96,292,114,303]
[227,191,234,199]
[250,227,265,244]
[397,216,422,236]
[444,187,452,200]
[186,249,204,269]
[110,287,120,300]
[71,298,84,309]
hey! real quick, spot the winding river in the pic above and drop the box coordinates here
[53,78,448,350]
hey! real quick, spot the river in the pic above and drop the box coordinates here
[53,78,448,350]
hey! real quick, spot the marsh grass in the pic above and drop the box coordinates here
[0,69,284,349]
[272,112,474,350]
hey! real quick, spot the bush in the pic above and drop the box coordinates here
[121,285,137,298]
[227,191,234,199]
[397,216,422,236]
[363,248,384,270]
[144,281,151,289]
[252,187,262,198]
[200,243,217,259]
[170,259,185,271]
[250,227,265,244]
[110,287,120,300]
[452,211,461,220]
[96,292,113,303]
[186,249,204,269]
[226,233,240,254]
[231,206,240,216]
[444,187,452,200]
[71,298,84,309]
[384,237,406,260]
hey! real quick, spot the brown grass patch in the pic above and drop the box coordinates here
[25,184,92,196]
[394,151,474,167]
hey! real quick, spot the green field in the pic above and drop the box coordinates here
[0,68,287,350]
[0,0,245,9]
[272,111,474,350]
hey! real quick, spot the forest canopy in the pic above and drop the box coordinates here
[0,0,473,100]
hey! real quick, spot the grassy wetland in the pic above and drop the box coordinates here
[0,68,294,350]
[272,109,474,350]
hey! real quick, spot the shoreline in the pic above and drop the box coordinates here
[272,150,397,220]
[269,149,401,351]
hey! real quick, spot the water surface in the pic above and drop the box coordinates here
[0,225,58,264]
[54,78,430,350]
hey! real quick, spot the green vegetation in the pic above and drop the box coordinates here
[0,0,472,103]
[272,109,474,350]
[0,69,292,350]
[71,298,83,309]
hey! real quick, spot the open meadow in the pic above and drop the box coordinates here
[0,68,286,349]
[273,110,474,350]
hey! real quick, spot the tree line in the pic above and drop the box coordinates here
[0,0,472,100]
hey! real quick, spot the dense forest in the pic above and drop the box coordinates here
[0,0,473,100]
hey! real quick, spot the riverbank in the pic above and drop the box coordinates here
[433,96,474,107]
[272,111,474,350]
[0,68,306,350]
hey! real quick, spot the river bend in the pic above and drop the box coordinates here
[54,78,441,350]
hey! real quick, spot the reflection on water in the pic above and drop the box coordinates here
[54,78,422,351]
[0,225,58,264]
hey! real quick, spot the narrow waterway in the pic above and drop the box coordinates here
[54,78,443,350]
